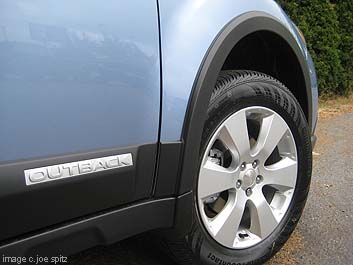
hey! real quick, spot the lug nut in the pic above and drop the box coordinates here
[240,162,246,170]
[252,160,258,168]
[256,175,262,184]
[236,180,242,188]
[246,188,252,197]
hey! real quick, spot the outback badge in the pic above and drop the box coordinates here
[24,153,133,185]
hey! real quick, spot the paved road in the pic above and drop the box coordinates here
[69,113,353,265]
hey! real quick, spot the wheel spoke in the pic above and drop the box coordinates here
[220,110,250,158]
[252,114,288,160]
[263,157,297,190]
[198,160,236,199]
[249,190,279,238]
[210,191,247,247]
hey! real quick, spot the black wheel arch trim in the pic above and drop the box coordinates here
[178,11,313,196]
[173,11,313,236]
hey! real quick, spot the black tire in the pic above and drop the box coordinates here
[164,70,312,265]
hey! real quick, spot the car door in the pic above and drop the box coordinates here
[0,0,160,241]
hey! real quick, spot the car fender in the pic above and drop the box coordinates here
[157,1,318,234]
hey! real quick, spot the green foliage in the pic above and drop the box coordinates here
[277,0,353,95]
[336,1,353,95]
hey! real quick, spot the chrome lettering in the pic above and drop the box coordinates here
[24,153,133,186]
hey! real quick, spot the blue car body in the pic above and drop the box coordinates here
[159,0,318,141]
[0,0,161,161]
[0,0,317,257]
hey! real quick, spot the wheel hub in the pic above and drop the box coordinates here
[239,165,258,189]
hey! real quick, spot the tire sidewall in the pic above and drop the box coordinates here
[190,80,312,265]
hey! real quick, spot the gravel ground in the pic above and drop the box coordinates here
[69,112,353,265]
[269,112,353,265]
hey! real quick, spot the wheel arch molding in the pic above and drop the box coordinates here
[177,11,313,197]
[170,11,314,236]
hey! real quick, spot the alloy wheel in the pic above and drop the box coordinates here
[197,106,298,249]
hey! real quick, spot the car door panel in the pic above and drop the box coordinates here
[0,0,160,241]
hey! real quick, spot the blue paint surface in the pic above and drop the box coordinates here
[0,0,160,161]
[0,0,318,161]
[158,0,317,140]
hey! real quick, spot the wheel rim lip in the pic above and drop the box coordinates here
[196,106,298,250]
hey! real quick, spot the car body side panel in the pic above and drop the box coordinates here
[158,0,318,141]
[0,0,161,242]
[0,0,160,162]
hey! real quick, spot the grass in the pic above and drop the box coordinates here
[318,92,353,119]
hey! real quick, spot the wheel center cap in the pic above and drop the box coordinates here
[242,168,256,188]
